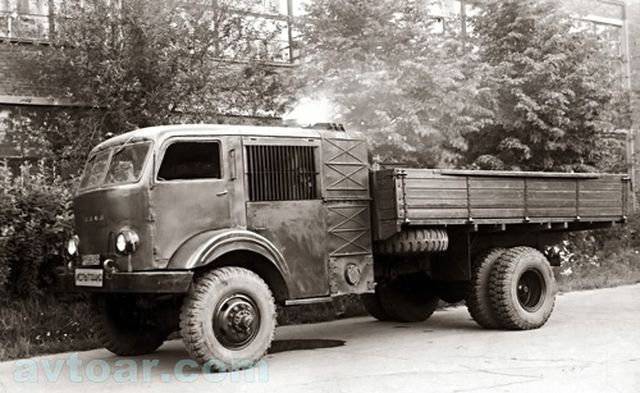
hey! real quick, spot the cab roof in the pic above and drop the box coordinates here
[92,124,353,153]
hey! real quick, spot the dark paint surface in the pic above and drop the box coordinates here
[246,200,329,298]
[74,184,155,270]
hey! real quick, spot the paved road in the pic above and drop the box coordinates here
[1,285,639,393]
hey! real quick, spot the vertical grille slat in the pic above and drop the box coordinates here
[246,145,317,202]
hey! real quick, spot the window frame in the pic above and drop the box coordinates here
[77,140,154,193]
[155,137,224,183]
[101,140,153,188]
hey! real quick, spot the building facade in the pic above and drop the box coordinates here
[0,0,299,158]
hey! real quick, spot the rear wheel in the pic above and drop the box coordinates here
[95,294,170,356]
[373,274,440,323]
[489,247,556,330]
[466,248,505,329]
[180,267,276,371]
[360,290,391,321]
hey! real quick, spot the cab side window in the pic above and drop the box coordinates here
[158,141,221,180]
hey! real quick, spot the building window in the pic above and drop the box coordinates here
[246,145,318,201]
[0,0,51,41]
[158,141,222,181]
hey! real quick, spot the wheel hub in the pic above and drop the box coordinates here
[213,294,260,349]
[517,269,545,312]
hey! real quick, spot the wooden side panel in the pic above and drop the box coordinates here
[374,168,628,229]
[371,169,400,240]
[402,169,468,220]
[468,177,526,219]
[578,177,626,217]
[527,179,577,218]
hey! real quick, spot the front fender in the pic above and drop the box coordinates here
[167,229,289,278]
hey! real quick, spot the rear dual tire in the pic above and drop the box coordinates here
[489,247,556,330]
[361,274,440,323]
[466,246,556,330]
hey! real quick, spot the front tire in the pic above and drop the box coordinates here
[95,294,169,356]
[180,267,276,371]
[489,247,556,330]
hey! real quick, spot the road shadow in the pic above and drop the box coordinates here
[268,339,345,354]
[82,338,346,376]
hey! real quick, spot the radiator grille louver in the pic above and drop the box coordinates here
[246,145,318,201]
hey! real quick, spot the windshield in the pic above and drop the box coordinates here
[79,142,151,190]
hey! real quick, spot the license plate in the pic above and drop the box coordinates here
[75,268,103,287]
[81,254,101,266]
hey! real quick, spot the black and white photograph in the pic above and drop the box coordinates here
[0,0,638,392]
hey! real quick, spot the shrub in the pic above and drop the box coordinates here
[0,161,74,298]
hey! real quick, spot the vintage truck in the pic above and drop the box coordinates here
[57,124,632,371]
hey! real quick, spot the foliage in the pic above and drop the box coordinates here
[7,0,293,177]
[0,297,97,361]
[464,0,630,171]
[297,0,629,171]
[0,161,74,298]
[296,0,489,168]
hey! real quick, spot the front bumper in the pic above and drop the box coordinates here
[54,270,194,293]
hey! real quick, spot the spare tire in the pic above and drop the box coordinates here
[376,229,448,255]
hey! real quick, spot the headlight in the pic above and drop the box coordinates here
[115,229,139,255]
[66,235,79,256]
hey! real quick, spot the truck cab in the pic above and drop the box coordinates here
[68,124,374,298]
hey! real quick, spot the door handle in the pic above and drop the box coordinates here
[216,190,228,196]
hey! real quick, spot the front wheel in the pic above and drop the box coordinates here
[180,267,276,371]
[489,247,556,330]
[95,294,170,356]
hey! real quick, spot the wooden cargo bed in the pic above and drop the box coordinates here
[372,168,632,240]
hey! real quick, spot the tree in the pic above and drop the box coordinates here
[464,0,630,172]
[295,0,488,168]
[7,0,293,176]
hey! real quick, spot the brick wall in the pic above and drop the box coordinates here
[0,43,57,98]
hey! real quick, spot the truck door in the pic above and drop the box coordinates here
[151,137,232,265]
[243,138,329,298]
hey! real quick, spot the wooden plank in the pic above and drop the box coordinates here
[468,178,525,189]
[528,200,576,208]
[527,180,578,191]
[407,208,469,220]
[528,208,577,217]
[403,176,467,186]
[579,191,622,200]
[579,200,622,208]
[436,169,605,179]
[470,208,526,218]
[528,190,576,199]
[405,189,468,199]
